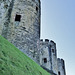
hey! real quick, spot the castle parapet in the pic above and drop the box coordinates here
[50,40,56,46]
[40,39,43,42]
[45,39,49,42]
[57,58,66,75]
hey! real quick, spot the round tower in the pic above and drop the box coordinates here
[2,0,41,62]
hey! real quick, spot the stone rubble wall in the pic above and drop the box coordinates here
[1,0,41,63]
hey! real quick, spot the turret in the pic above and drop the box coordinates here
[57,58,66,75]
[40,39,58,75]
[49,40,58,74]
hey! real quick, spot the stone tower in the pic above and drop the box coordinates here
[1,0,41,63]
[40,39,66,75]
[57,58,66,75]
[40,39,58,75]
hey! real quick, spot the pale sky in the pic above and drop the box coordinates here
[41,0,75,75]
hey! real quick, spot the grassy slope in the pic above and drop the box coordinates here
[0,36,50,75]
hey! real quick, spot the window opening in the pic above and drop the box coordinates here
[52,49,54,53]
[15,14,21,22]
[36,6,38,12]
[43,58,47,63]
[58,71,60,75]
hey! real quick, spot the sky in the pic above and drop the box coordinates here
[41,0,75,75]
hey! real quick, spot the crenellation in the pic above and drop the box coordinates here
[45,39,49,42]
[40,39,43,43]
[50,40,56,45]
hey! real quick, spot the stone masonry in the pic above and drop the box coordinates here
[0,0,12,34]
[0,0,41,63]
[0,0,66,75]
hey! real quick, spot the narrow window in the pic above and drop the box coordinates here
[52,49,54,53]
[44,58,47,63]
[38,0,40,2]
[58,71,60,75]
[62,66,64,69]
[36,6,38,12]
[15,14,21,22]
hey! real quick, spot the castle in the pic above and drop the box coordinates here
[0,0,66,75]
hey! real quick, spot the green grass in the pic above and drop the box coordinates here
[0,35,50,75]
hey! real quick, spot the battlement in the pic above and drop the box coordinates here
[45,39,49,42]
[57,58,66,75]
[58,58,65,63]
[40,39,43,42]
[40,39,56,45]
[50,40,56,45]
[40,39,50,42]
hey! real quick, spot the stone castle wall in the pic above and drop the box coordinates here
[0,0,66,75]
[0,0,41,63]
